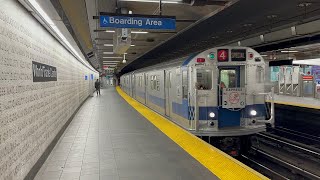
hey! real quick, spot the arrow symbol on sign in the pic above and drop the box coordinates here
[103,18,108,24]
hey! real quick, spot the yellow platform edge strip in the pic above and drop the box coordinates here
[116,87,269,180]
[266,100,320,110]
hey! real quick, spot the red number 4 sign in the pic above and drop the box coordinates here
[218,49,228,62]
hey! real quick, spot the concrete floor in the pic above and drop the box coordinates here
[34,88,217,180]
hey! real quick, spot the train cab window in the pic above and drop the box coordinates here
[220,69,237,88]
[196,69,212,90]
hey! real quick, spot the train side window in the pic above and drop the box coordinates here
[196,69,212,90]
[182,70,188,98]
[153,76,157,90]
[220,69,237,88]
[150,76,154,90]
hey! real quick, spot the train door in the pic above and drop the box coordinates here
[165,70,171,116]
[142,73,146,104]
[145,73,149,105]
[132,74,136,99]
[218,67,241,127]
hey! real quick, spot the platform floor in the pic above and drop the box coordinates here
[34,88,217,180]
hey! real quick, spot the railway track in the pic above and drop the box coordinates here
[242,131,320,180]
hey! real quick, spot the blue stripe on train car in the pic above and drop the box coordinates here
[218,108,241,127]
[136,90,145,99]
[148,94,165,108]
[172,99,189,119]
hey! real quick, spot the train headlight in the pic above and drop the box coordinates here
[250,110,257,116]
[209,112,215,118]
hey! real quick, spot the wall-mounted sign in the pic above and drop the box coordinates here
[85,75,88,80]
[100,14,176,30]
[32,61,57,82]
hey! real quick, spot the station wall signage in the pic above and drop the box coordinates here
[100,14,176,30]
[32,61,57,82]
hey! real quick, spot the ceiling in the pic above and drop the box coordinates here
[50,0,320,74]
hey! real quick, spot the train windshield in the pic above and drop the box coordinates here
[220,69,238,88]
[196,69,212,90]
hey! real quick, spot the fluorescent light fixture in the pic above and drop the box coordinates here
[132,31,149,34]
[24,0,95,72]
[105,30,148,34]
[103,57,123,59]
[103,61,120,63]
[130,45,136,47]
[118,0,181,4]
[281,50,299,53]
[104,44,114,47]
[103,52,114,54]
[293,58,320,66]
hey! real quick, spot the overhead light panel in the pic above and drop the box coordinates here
[130,45,136,47]
[132,31,149,34]
[103,52,114,54]
[117,0,181,4]
[103,57,123,59]
[281,50,299,53]
[104,44,114,47]
[103,61,120,63]
[105,30,148,34]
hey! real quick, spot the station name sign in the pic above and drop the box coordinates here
[32,61,57,82]
[99,14,176,30]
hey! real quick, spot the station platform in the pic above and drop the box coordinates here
[34,87,267,180]
[272,94,320,109]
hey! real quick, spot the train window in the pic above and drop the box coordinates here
[220,70,237,88]
[154,76,158,91]
[182,71,188,98]
[150,76,154,90]
[196,69,212,90]
[156,80,160,91]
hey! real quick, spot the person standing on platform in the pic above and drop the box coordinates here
[95,79,101,96]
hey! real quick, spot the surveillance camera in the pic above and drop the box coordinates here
[121,36,127,41]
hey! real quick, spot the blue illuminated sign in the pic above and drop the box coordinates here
[90,74,94,80]
[100,15,176,30]
[85,75,88,80]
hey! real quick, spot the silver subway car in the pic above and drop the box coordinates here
[120,46,274,156]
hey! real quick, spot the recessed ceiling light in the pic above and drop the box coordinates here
[297,2,312,7]
[104,44,113,46]
[243,23,253,27]
[267,15,277,19]
[117,0,181,4]
[132,31,149,34]
[281,50,299,53]
[105,30,115,33]
[130,45,136,47]
[103,61,120,63]
[103,52,114,54]
[103,57,123,59]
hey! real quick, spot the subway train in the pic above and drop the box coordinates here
[120,46,274,156]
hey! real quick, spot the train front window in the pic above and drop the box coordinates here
[220,69,237,88]
[196,69,212,90]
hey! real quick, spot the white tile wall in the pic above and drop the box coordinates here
[0,1,98,179]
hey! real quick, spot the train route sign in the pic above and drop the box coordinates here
[100,14,176,30]
[222,88,246,108]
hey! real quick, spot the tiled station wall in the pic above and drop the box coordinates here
[0,1,98,179]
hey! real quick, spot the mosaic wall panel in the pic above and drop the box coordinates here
[0,1,98,179]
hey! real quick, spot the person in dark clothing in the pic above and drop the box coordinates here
[95,79,101,95]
